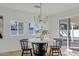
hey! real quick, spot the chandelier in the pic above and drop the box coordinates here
[39,3,42,22]
[34,3,43,23]
[34,3,49,41]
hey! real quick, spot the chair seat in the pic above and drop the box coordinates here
[50,46,60,50]
[23,48,32,50]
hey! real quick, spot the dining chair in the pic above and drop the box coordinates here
[32,42,48,56]
[20,39,32,56]
[49,38,62,56]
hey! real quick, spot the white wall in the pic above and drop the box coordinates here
[49,16,59,42]
[0,7,36,53]
[57,8,79,19]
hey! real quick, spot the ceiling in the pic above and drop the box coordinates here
[0,3,79,16]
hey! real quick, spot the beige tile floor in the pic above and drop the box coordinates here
[0,47,79,56]
[1,39,79,56]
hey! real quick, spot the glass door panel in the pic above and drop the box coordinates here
[59,18,71,50]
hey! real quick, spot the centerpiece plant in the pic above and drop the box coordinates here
[39,30,48,41]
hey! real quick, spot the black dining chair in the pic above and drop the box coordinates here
[49,38,62,56]
[20,39,32,56]
[32,42,48,56]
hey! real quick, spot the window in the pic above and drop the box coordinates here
[10,20,24,36]
[59,24,67,37]
[10,20,17,36]
[29,21,39,35]
[70,25,79,37]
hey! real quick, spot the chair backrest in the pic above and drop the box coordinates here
[54,38,62,48]
[20,39,28,50]
[32,42,48,55]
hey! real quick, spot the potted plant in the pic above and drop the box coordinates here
[40,30,48,41]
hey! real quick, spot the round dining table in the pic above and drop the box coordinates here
[32,41,48,56]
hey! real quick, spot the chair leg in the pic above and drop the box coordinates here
[21,50,24,56]
[30,50,32,56]
[52,50,53,56]
[49,48,51,56]
[57,50,59,56]
[45,53,47,56]
[60,50,62,56]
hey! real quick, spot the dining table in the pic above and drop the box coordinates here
[31,39,48,56]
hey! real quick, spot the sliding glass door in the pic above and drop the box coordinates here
[59,17,79,50]
[59,18,71,50]
[70,17,79,50]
